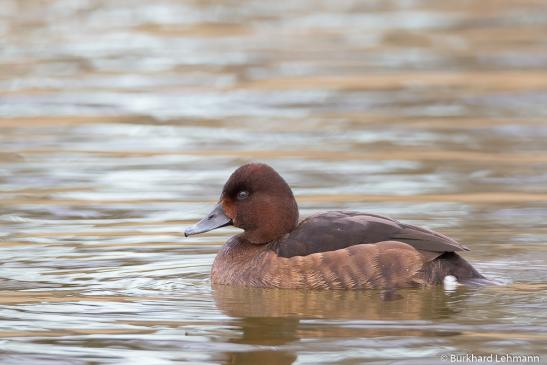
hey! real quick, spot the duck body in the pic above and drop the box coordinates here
[185,163,485,290]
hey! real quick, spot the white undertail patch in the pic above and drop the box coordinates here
[443,275,459,292]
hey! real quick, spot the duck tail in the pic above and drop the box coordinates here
[422,252,488,285]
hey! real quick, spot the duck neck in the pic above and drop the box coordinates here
[242,197,299,244]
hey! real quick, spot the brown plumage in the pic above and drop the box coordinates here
[185,163,486,289]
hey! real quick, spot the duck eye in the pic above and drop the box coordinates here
[237,190,249,200]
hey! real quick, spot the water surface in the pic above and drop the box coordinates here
[1,0,547,364]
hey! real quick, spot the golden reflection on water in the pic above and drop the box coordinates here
[214,286,461,365]
[1,0,547,364]
[213,285,461,320]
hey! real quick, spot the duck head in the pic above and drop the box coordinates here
[184,163,299,244]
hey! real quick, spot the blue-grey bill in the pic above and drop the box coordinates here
[184,203,232,237]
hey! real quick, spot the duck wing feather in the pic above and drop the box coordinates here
[274,211,468,258]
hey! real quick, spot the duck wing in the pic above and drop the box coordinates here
[274,211,468,258]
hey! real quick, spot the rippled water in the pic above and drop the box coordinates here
[1,0,547,364]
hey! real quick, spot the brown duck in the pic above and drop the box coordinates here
[185,163,485,289]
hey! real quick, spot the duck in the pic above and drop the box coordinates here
[184,163,485,289]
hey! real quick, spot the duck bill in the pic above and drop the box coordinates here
[184,203,232,237]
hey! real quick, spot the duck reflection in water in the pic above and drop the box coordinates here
[214,285,470,365]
